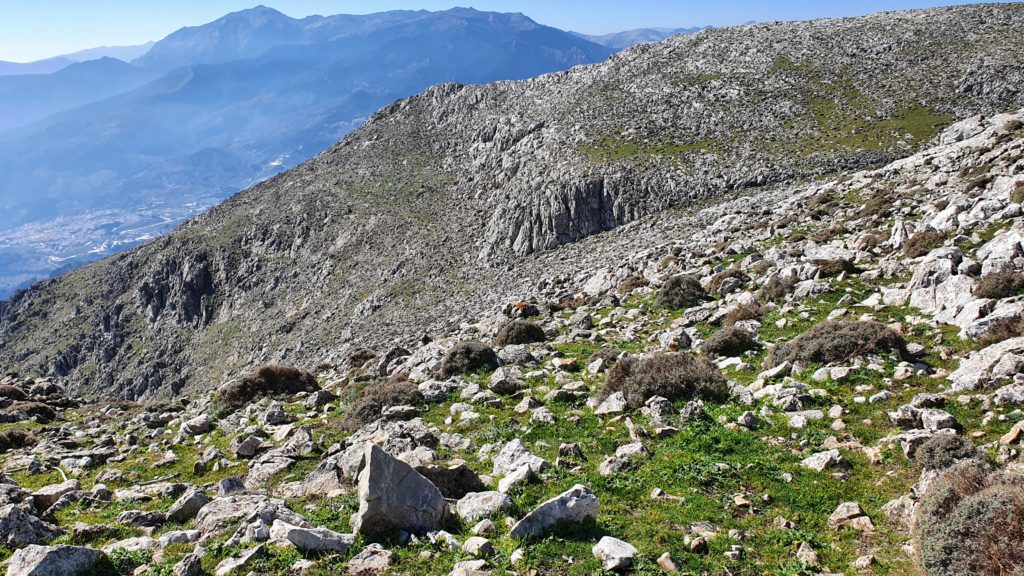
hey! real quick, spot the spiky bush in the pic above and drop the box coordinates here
[975,270,1024,299]
[767,321,905,366]
[708,269,750,295]
[600,352,727,408]
[978,316,1024,347]
[6,401,56,423]
[342,380,423,430]
[704,326,759,357]
[758,273,798,302]
[656,275,708,310]
[811,258,858,278]
[214,365,320,411]
[437,341,499,378]
[0,429,35,453]
[495,320,546,347]
[723,303,765,327]
[617,275,649,294]
[917,462,1024,576]
[903,229,946,258]
[0,385,26,401]
[915,434,979,471]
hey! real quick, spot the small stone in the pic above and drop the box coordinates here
[656,552,679,573]
[462,536,495,558]
[592,536,637,572]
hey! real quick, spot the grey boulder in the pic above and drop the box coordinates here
[6,545,105,576]
[349,443,448,536]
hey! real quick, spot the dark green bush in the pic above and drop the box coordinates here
[975,271,1024,300]
[600,352,727,408]
[917,462,1024,576]
[342,380,423,430]
[915,434,979,471]
[495,320,546,347]
[215,365,320,411]
[656,276,708,310]
[705,326,759,357]
[437,341,499,378]
[767,321,906,366]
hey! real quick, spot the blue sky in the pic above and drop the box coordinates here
[0,0,1015,62]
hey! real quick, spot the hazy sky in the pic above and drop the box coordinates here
[0,0,1016,62]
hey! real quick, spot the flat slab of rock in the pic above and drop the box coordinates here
[270,519,354,553]
[509,484,599,539]
[346,543,392,575]
[31,480,79,511]
[7,544,105,576]
[349,443,447,536]
[194,495,308,540]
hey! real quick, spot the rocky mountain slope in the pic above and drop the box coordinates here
[0,104,1020,575]
[0,6,612,299]
[4,3,1022,402]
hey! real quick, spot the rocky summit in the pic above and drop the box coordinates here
[0,3,1023,576]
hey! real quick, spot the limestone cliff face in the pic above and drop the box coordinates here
[2,4,1024,400]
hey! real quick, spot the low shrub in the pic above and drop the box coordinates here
[917,462,1024,576]
[437,341,499,378]
[903,229,946,258]
[915,434,980,471]
[656,276,708,310]
[767,321,906,366]
[347,349,378,369]
[600,352,727,408]
[978,316,1024,347]
[588,346,623,367]
[342,380,423,430]
[704,326,759,357]
[215,365,320,411]
[5,402,56,423]
[811,258,858,278]
[723,303,765,327]
[708,269,750,296]
[617,275,649,294]
[0,429,35,452]
[0,385,26,401]
[758,273,798,302]
[495,320,546,347]
[975,270,1024,300]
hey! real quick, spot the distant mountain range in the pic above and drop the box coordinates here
[0,6,615,299]
[571,26,706,49]
[0,42,154,76]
